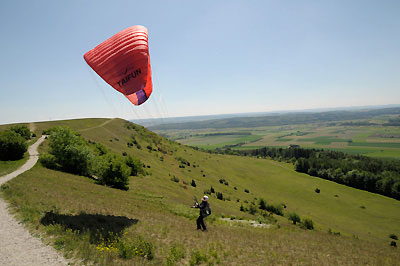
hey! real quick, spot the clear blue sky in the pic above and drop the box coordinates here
[1,0,399,124]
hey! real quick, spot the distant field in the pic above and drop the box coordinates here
[157,116,400,159]
[179,134,262,149]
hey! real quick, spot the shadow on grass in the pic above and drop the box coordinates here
[40,211,138,243]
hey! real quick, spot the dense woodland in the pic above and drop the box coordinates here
[225,147,400,200]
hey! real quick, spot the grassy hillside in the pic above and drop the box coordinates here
[1,118,399,265]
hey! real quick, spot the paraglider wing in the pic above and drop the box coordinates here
[84,25,152,105]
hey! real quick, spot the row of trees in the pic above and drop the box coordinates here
[234,147,400,200]
[0,125,32,160]
[40,126,144,190]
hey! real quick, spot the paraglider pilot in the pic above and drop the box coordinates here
[191,195,211,231]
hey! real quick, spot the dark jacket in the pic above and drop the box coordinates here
[196,201,211,217]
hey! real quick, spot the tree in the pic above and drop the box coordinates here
[288,212,301,225]
[301,218,314,230]
[47,126,94,176]
[125,155,143,176]
[10,125,31,140]
[0,130,27,160]
[258,198,267,210]
[95,154,131,190]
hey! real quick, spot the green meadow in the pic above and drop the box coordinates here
[1,118,399,265]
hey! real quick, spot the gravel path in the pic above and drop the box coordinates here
[0,136,69,266]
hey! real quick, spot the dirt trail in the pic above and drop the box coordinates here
[78,118,115,132]
[0,136,69,266]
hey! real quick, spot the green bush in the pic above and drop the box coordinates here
[288,212,301,225]
[244,188,249,193]
[216,192,223,200]
[10,125,31,140]
[95,154,131,190]
[389,234,398,240]
[165,243,185,266]
[39,153,59,169]
[171,176,179,183]
[47,127,94,176]
[189,249,208,266]
[265,204,283,216]
[125,155,143,176]
[248,203,257,215]
[258,198,267,210]
[191,179,197,187]
[118,235,154,260]
[0,130,28,160]
[301,218,314,230]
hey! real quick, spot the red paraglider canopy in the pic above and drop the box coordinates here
[84,25,152,105]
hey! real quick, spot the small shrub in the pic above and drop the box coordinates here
[118,235,154,260]
[191,179,197,187]
[94,143,108,155]
[122,151,127,156]
[234,186,237,190]
[240,205,245,212]
[244,188,249,193]
[258,198,267,210]
[95,155,131,190]
[301,218,314,230]
[360,205,366,209]
[315,188,320,193]
[1,183,10,191]
[40,153,59,169]
[189,249,208,266]
[165,243,185,266]
[125,156,144,176]
[210,186,215,193]
[216,192,224,200]
[288,212,301,225]
[389,234,398,240]
[171,176,179,183]
[265,204,283,216]
[390,241,397,247]
[248,203,257,215]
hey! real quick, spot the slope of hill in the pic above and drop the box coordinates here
[1,118,399,265]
